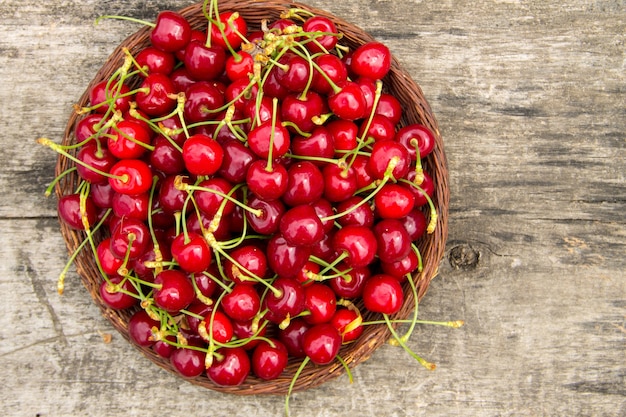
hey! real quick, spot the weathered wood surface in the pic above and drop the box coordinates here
[1,0,624,416]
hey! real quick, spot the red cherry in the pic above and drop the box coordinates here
[375,93,403,125]
[373,218,412,263]
[96,238,124,275]
[182,134,224,176]
[217,139,258,183]
[135,73,177,116]
[328,81,367,121]
[99,276,138,310]
[322,163,357,203]
[401,208,428,241]
[335,196,374,228]
[76,143,116,184]
[331,308,363,342]
[150,11,192,53]
[225,51,254,82]
[278,318,310,358]
[246,160,288,201]
[184,81,225,123]
[359,114,396,143]
[184,41,226,81]
[331,225,377,268]
[350,41,392,80]
[327,119,358,155]
[368,140,411,180]
[75,113,106,143]
[328,263,370,299]
[135,46,176,75]
[195,177,235,218]
[375,183,415,219]
[170,232,212,274]
[381,250,420,279]
[170,345,206,378]
[108,120,152,160]
[303,15,338,53]
[291,126,335,163]
[112,192,150,221]
[251,339,289,380]
[302,323,342,365]
[395,124,436,160]
[311,53,348,94]
[245,196,285,235]
[282,161,325,207]
[303,283,337,325]
[157,175,189,214]
[58,193,97,230]
[266,235,311,280]
[405,169,435,207]
[200,310,234,344]
[210,11,248,51]
[223,244,268,285]
[262,277,306,324]
[153,335,177,359]
[207,347,250,386]
[153,269,195,313]
[221,284,261,321]
[89,79,131,114]
[281,91,327,133]
[108,159,153,195]
[128,310,159,347]
[275,54,311,93]
[362,273,404,315]
[149,135,185,175]
[279,204,325,247]
[247,120,290,159]
[109,217,150,260]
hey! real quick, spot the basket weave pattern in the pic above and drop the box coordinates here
[55,0,449,395]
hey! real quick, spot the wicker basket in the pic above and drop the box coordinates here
[55,0,449,395]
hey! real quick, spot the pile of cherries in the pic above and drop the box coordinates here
[41,0,440,389]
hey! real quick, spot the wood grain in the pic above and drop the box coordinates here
[0,0,624,416]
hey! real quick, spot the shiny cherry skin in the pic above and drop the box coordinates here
[128,310,159,347]
[373,218,412,263]
[303,15,338,53]
[225,51,254,82]
[223,244,268,285]
[349,41,392,80]
[109,217,150,260]
[282,161,325,207]
[279,204,325,247]
[58,193,97,230]
[221,284,261,322]
[275,54,310,93]
[328,263,370,299]
[245,195,285,235]
[158,175,190,214]
[210,11,248,50]
[99,275,138,310]
[362,273,404,315]
[108,159,153,195]
[335,196,375,228]
[262,277,306,324]
[153,269,195,313]
[217,139,258,183]
[246,160,288,201]
[150,11,192,53]
[281,91,327,133]
[302,323,342,365]
[135,73,177,116]
[395,123,436,160]
[381,250,420,279]
[266,235,311,280]
[135,46,176,75]
[170,232,212,274]
[331,225,377,268]
[96,238,124,275]
[330,308,364,342]
[76,143,116,184]
[251,339,289,380]
[311,53,348,94]
[405,169,435,207]
[291,126,335,163]
[170,345,206,378]
[207,347,250,386]
[182,134,224,176]
[184,81,225,123]
[359,114,396,143]
[367,140,411,180]
[108,120,152,160]
[401,208,428,241]
[303,283,337,325]
[112,192,150,221]
[375,183,416,219]
[375,93,403,125]
[200,309,234,344]
[89,79,131,114]
[195,177,235,218]
[328,81,367,121]
[278,318,310,358]
[322,163,357,203]
[150,135,185,175]
[247,120,290,159]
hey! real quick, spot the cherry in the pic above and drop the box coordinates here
[76,143,116,184]
[278,318,310,358]
[263,276,306,324]
[195,177,235,218]
[150,11,192,53]
[184,41,226,81]
[331,308,363,342]
[247,119,290,159]
[275,54,311,93]
[89,79,131,114]
[303,283,337,325]
[245,160,288,201]
[375,93,403,125]
[99,275,138,310]
[311,53,347,94]
[135,73,177,116]
[158,175,190,214]
[149,135,185,175]
[367,140,411,181]
[322,163,357,203]
[108,120,152,160]
[153,335,177,359]
[182,134,224,176]
[200,309,234,344]
[170,232,212,274]
[225,51,254,82]
[302,323,342,365]
[309,198,335,233]
[170,67,197,93]
[75,113,106,143]
[362,273,404,315]
[374,183,415,219]
[331,225,377,268]
[281,161,325,207]
[328,81,367,121]
[217,139,258,183]
[245,195,285,235]
[153,269,195,313]
[296,260,320,287]
[405,169,435,208]
[112,191,149,221]
[210,11,248,51]
[335,196,374,228]
[373,218,412,263]
[291,126,335,163]
[207,347,250,386]
[184,81,225,123]
[303,15,339,53]
[133,239,172,281]
[395,124,436,160]
[381,250,419,279]
[281,91,327,134]
[128,310,159,347]
[349,41,392,80]
[359,114,396,143]
[185,301,214,335]
[266,235,311,280]
[401,208,428,241]
[108,159,153,195]
[96,238,124,275]
[221,284,261,322]
[251,339,289,380]
[90,181,115,208]
[109,217,150,260]
[135,46,176,75]
[326,119,358,155]
[328,264,370,299]
[58,193,97,230]
[223,244,268,285]
[279,204,325,247]
[170,345,206,378]
[232,318,267,350]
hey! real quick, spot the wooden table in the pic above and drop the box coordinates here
[1,0,624,416]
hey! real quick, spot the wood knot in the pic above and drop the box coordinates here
[448,243,480,270]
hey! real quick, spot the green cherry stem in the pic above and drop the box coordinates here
[397,178,438,233]
[382,313,436,370]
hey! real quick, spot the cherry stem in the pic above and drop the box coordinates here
[411,243,424,273]
[265,97,279,172]
[382,313,436,370]
[335,354,353,383]
[397,178,438,233]
[286,356,311,417]
[95,15,155,28]
[44,167,77,197]
[362,318,465,328]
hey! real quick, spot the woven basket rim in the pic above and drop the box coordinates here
[55,0,449,396]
